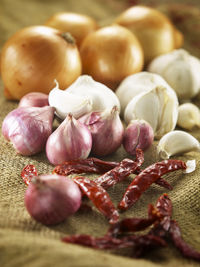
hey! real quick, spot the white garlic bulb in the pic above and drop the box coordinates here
[148,49,200,100]
[177,103,200,130]
[120,74,178,139]
[116,72,177,115]
[49,76,120,120]
[157,130,200,159]
[49,81,92,120]
[67,75,120,111]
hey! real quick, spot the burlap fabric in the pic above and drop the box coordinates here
[0,0,200,266]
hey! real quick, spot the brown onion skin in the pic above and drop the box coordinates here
[80,25,144,90]
[45,12,98,48]
[115,6,184,63]
[1,26,82,100]
[25,175,82,225]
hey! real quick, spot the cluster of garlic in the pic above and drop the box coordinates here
[49,75,120,120]
[148,49,200,100]
[116,72,179,139]
[116,67,200,160]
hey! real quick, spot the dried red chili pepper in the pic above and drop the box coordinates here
[150,193,172,233]
[169,220,200,262]
[73,176,119,224]
[53,157,118,176]
[128,234,167,258]
[21,164,38,186]
[62,233,166,251]
[118,159,186,211]
[107,204,160,238]
[95,148,144,189]
[53,150,172,191]
[155,178,173,190]
[156,193,172,218]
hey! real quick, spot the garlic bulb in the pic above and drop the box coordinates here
[2,106,55,155]
[157,130,200,159]
[66,75,120,112]
[148,49,200,100]
[177,103,200,130]
[46,114,92,165]
[116,72,176,115]
[79,106,124,157]
[49,76,120,120]
[124,85,178,139]
[48,80,92,120]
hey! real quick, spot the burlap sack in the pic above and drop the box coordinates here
[0,0,199,266]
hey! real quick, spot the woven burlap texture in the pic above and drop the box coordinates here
[0,0,200,266]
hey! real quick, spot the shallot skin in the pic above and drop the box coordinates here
[79,107,124,157]
[25,175,82,225]
[46,114,92,165]
[2,106,55,155]
[123,120,154,156]
[19,92,49,108]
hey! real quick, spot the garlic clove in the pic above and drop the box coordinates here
[49,80,93,120]
[177,103,200,131]
[115,72,176,115]
[19,92,49,108]
[124,85,178,139]
[2,106,55,155]
[46,114,92,165]
[67,75,121,112]
[79,106,124,157]
[148,49,200,100]
[123,119,154,156]
[157,130,200,159]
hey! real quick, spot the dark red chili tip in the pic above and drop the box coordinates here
[73,176,119,224]
[21,164,38,186]
[169,220,200,262]
[118,160,186,211]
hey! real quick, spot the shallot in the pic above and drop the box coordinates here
[2,106,55,155]
[19,92,49,108]
[79,106,124,156]
[46,114,92,165]
[123,120,154,156]
[25,174,82,225]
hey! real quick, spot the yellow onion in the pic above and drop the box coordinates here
[1,26,82,100]
[115,6,183,63]
[45,12,98,48]
[80,24,144,90]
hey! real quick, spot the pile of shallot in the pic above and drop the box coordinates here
[2,75,155,165]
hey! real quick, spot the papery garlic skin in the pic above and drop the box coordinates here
[2,106,55,155]
[157,130,200,159]
[177,103,200,130]
[46,114,92,165]
[79,106,124,157]
[185,160,196,174]
[116,72,176,115]
[123,119,154,156]
[49,80,93,120]
[66,75,120,112]
[148,49,200,100]
[124,85,178,139]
